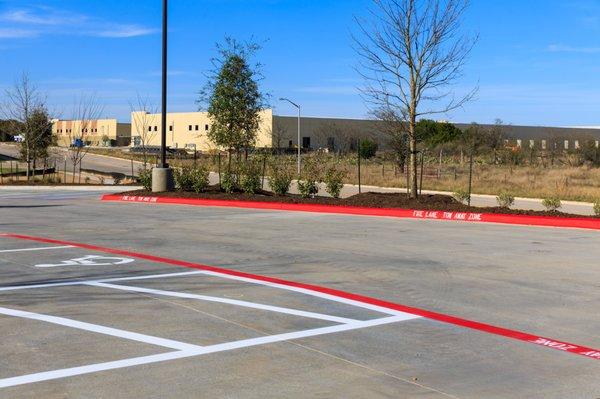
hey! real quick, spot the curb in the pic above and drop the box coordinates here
[101,194,600,231]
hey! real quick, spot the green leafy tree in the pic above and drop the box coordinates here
[416,120,464,149]
[358,139,378,159]
[199,38,267,165]
[19,107,53,169]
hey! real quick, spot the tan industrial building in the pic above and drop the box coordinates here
[130,109,383,152]
[130,110,274,151]
[130,109,600,153]
[52,119,131,147]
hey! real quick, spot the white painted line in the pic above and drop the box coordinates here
[0,351,187,389]
[0,307,202,351]
[0,280,83,292]
[0,245,74,253]
[101,271,206,283]
[0,271,208,292]
[88,282,358,324]
[189,270,414,318]
[197,314,420,353]
[0,315,418,388]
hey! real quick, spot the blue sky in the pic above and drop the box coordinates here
[0,0,599,126]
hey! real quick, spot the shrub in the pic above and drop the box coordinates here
[297,180,319,198]
[594,200,600,216]
[324,165,346,199]
[137,168,152,191]
[174,167,195,191]
[453,189,470,204]
[190,166,210,193]
[297,156,322,198]
[221,170,238,194]
[496,192,515,208]
[239,161,262,194]
[268,158,294,196]
[542,196,562,212]
[358,139,378,159]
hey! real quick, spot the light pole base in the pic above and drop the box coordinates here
[152,167,174,192]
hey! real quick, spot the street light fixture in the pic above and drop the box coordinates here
[279,98,301,175]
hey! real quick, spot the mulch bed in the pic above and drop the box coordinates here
[120,185,596,219]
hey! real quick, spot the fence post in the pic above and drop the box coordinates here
[64,158,67,183]
[468,148,474,206]
[261,154,267,190]
[0,161,3,184]
[218,152,222,189]
[357,145,362,194]
[419,150,425,196]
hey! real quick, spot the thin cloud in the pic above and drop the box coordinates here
[0,6,157,40]
[0,28,38,38]
[547,44,600,54]
[0,9,87,26]
[95,25,159,38]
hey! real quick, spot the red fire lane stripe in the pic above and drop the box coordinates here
[2,232,599,361]
[101,194,600,231]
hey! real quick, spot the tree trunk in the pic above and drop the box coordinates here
[409,118,418,199]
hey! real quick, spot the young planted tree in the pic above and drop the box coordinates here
[130,94,158,169]
[355,0,477,198]
[198,38,267,166]
[2,73,52,181]
[21,107,53,176]
[67,94,103,183]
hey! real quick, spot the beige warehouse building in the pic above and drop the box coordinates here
[130,109,383,152]
[131,110,274,151]
[53,119,131,147]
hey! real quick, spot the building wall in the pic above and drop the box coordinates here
[53,119,130,147]
[454,123,600,150]
[273,117,600,153]
[272,116,383,152]
[131,110,274,151]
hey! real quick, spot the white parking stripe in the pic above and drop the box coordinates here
[0,271,207,292]
[0,315,417,389]
[187,270,417,318]
[0,245,74,253]
[88,282,359,324]
[0,307,202,351]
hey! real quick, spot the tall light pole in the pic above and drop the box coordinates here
[160,0,168,169]
[279,98,301,174]
[152,0,174,191]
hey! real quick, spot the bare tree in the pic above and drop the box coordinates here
[372,108,409,170]
[313,121,364,154]
[270,120,289,153]
[354,0,477,198]
[2,73,53,181]
[130,94,158,169]
[67,94,103,183]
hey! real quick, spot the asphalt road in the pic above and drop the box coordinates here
[0,143,141,177]
[0,188,598,398]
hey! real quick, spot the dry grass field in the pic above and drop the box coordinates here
[350,160,600,203]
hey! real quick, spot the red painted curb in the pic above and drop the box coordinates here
[2,232,599,361]
[101,194,600,231]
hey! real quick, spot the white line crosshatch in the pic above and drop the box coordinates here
[0,244,422,389]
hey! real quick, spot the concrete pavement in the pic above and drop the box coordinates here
[0,187,598,398]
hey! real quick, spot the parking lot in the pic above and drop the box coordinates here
[0,188,599,398]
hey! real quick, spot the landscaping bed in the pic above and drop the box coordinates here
[118,186,594,218]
